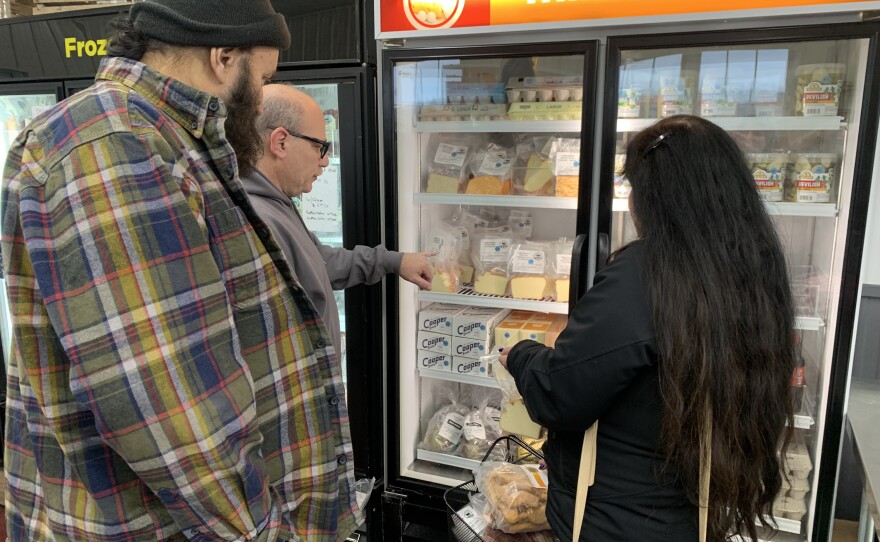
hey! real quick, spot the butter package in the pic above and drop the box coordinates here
[506,310,534,322]
[528,312,557,323]
[521,321,551,345]
[496,320,526,349]
[418,303,466,334]
[453,356,490,377]
[545,315,569,348]
[417,330,452,355]
[452,334,492,359]
[418,350,452,372]
[453,307,511,342]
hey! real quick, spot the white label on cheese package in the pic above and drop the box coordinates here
[557,253,572,276]
[455,357,488,375]
[480,239,512,262]
[555,152,580,176]
[453,336,489,359]
[434,144,468,167]
[478,151,512,177]
[512,249,546,274]
[438,412,465,444]
[463,411,487,441]
[510,216,533,238]
[456,226,470,250]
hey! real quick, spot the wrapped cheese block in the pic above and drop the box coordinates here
[508,242,554,300]
[474,271,509,296]
[467,175,512,195]
[427,172,462,193]
[555,175,578,197]
[522,154,554,195]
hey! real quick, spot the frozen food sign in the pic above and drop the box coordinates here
[379,0,878,34]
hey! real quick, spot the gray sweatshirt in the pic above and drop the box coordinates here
[241,169,402,353]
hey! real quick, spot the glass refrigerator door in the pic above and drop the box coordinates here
[291,83,348,383]
[0,90,59,366]
[607,37,872,541]
[388,45,593,487]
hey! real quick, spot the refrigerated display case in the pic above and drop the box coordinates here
[600,27,880,540]
[381,42,598,536]
[379,11,880,542]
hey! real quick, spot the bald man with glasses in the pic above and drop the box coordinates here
[242,84,433,357]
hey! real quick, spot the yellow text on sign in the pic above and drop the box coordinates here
[64,37,108,58]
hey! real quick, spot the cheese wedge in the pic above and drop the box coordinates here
[465,175,511,195]
[473,271,508,296]
[427,173,461,193]
[511,276,550,300]
[523,154,553,194]
[545,315,568,348]
[430,265,459,293]
[555,278,570,302]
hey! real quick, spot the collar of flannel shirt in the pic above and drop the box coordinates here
[95,56,225,138]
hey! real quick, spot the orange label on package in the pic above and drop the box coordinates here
[380,0,876,33]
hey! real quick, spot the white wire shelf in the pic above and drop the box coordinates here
[414,193,578,209]
[617,116,844,132]
[416,449,481,472]
[613,198,837,218]
[419,368,500,388]
[415,119,582,133]
[418,288,569,315]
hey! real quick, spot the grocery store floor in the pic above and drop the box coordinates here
[833,519,859,541]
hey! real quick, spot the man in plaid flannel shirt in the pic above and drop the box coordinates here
[1,1,360,540]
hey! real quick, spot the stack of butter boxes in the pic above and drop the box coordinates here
[495,310,568,349]
[451,307,510,377]
[416,303,462,373]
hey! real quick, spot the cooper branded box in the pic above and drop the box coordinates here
[417,330,452,354]
[452,334,492,359]
[418,303,466,334]
[418,350,452,372]
[452,356,490,376]
[453,307,511,342]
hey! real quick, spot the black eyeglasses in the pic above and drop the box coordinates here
[272,127,331,158]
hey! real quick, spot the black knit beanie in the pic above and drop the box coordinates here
[130,0,291,50]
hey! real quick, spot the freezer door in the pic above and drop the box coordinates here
[382,42,599,490]
[602,32,878,541]
[0,83,62,368]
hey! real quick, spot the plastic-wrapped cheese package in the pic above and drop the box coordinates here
[551,138,580,198]
[513,135,555,196]
[424,134,482,194]
[508,241,554,300]
[466,140,514,195]
[475,461,551,534]
[472,231,518,296]
[457,397,505,461]
[418,397,471,454]
[551,238,574,303]
[507,209,533,240]
[493,358,542,439]
[423,220,463,293]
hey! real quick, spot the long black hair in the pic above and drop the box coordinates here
[106,14,169,61]
[622,115,795,541]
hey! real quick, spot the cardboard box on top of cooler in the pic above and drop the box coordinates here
[418,303,467,334]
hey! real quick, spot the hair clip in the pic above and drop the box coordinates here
[641,131,672,158]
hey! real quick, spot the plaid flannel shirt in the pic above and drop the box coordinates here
[1,57,359,542]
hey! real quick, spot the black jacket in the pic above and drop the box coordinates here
[507,243,698,541]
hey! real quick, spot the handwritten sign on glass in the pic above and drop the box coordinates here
[302,165,341,233]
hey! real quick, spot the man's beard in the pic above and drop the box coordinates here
[223,58,262,178]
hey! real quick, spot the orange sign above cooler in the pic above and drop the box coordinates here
[379,0,876,34]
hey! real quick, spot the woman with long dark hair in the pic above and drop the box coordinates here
[500,114,795,541]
